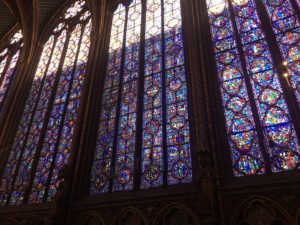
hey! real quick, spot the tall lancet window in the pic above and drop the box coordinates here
[206,0,300,176]
[262,0,300,107]
[0,0,92,205]
[0,30,23,113]
[90,0,192,194]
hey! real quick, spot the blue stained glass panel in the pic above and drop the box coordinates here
[262,0,300,107]
[30,24,83,203]
[206,0,266,176]
[91,0,193,193]
[90,4,126,194]
[0,0,92,205]
[232,0,300,172]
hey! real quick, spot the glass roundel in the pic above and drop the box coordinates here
[0,0,92,206]
[206,0,300,176]
[90,0,192,194]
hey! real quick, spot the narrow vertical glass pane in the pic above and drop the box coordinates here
[164,0,192,184]
[114,0,142,192]
[0,56,8,78]
[0,0,91,206]
[232,0,300,172]
[206,0,265,176]
[48,19,92,200]
[29,25,83,203]
[262,0,300,107]
[0,30,23,112]
[91,0,193,192]
[0,36,55,205]
[0,51,20,109]
[141,0,164,189]
[9,32,66,205]
[90,5,126,194]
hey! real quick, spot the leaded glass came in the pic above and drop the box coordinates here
[0,0,91,205]
[206,0,300,176]
[90,0,192,194]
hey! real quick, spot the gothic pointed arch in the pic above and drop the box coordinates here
[75,211,105,225]
[152,202,198,225]
[110,208,146,225]
[0,0,93,206]
[231,197,295,225]
[0,217,20,225]
[0,27,23,116]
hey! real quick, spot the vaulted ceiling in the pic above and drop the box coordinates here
[39,0,66,32]
[0,0,66,40]
[0,1,17,38]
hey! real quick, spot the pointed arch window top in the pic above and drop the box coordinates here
[10,30,23,44]
[0,0,92,206]
[0,29,23,115]
[65,0,87,19]
[206,0,227,15]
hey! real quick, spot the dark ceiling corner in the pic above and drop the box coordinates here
[0,0,18,40]
[39,0,66,33]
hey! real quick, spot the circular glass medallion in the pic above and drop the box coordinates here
[170,115,185,130]
[219,51,235,64]
[145,119,160,134]
[126,60,137,71]
[222,79,242,95]
[265,124,291,146]
[147,84,159,97]
[169,78,182,91]
[172,160,189,180]
[166,44,181,56]
[288,46,300,62]
[121,126,134,140]
[144,165,160,182]
[222,66,241,80]
[117,167,131,184]
[231,130,255,151]
[248,42,265,56]
[237,155,261,175]
[231,114,253,133]
[280,32,299,45]
[227,96,246,112]
[208,0,226,15]
[264,107,289,126]
[259,88,279,105]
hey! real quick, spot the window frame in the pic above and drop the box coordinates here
[86,0,199,197]
[203,0,300,182]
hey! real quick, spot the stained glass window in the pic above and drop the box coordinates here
[90,0,192,194]
[0,0,91,205]
[206,0,300,176]
[262,0,300,107]
[0,30,23,114]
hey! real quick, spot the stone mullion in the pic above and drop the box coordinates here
[183,0,223,222]
[68,0,115,201]
[0,41,43,174]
